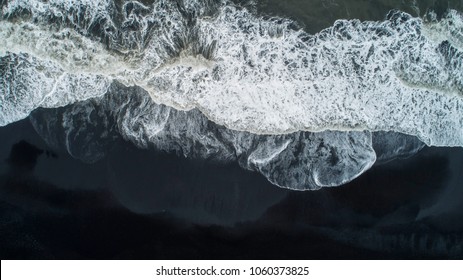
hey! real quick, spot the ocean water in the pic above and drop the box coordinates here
[0,0,462,259]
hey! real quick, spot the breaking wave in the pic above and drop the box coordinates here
[1,0,462,189]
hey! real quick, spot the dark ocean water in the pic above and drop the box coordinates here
[1,0,463,259]
[257,0,463,33]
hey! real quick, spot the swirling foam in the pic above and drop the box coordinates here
[1,0,462,147]
[0,0,462,189]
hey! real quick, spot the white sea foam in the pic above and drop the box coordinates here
[1,0,463,189]
[1,0,462,147]
[0,52,111,126]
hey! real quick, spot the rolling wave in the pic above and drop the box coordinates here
[1,0,462,189]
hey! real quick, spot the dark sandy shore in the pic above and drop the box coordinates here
[1,119,462,259]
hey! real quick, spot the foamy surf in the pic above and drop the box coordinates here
[1,0,462,189]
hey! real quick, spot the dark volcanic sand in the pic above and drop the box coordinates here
[1,119,462,259]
